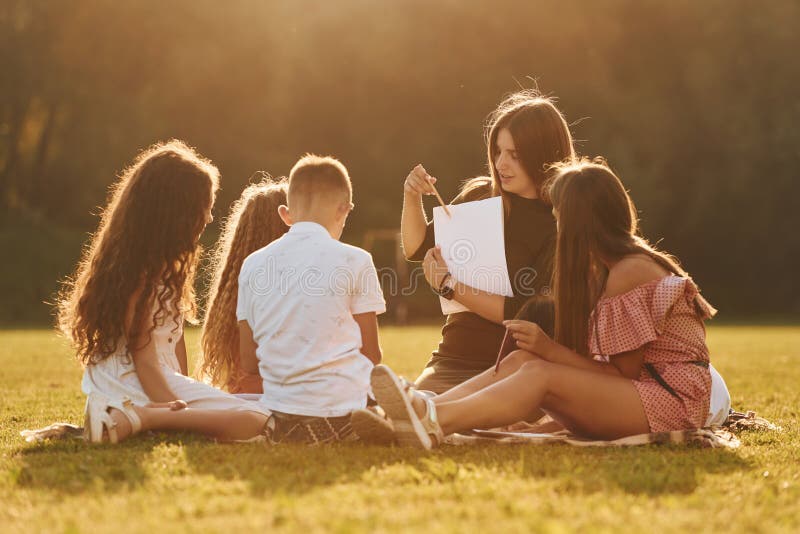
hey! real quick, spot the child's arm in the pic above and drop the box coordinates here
[238,320,260,375]
[130,334,181,403]
[502,320,645,379]
[126,287,179,403]
[175,333,188,375]
[539,337,645,379]
[353,312,382,365]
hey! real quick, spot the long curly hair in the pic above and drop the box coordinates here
[57,140,220,365]
[199,177,289,391]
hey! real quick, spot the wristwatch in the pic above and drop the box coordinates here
[435,272,456,300]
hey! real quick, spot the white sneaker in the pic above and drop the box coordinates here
[370,365,443,449]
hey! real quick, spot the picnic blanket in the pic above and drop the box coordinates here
[446,427,742,449]
[445,410,780,450]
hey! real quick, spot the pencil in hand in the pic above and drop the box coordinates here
[428,180,451,217]
[407,164,452,217]
[494,328,517,373]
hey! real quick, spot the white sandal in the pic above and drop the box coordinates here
[370,365,444,449]
[84,393,142,444]
[84,392,116,443]
[108,396,143,438]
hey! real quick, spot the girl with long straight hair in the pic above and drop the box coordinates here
[361,158,717,448]
[199,178,289,393]
[57,140,270,443]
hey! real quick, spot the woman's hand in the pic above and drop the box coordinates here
[502,320,555,358]
[404,164,437,198]
[423,246,450,290]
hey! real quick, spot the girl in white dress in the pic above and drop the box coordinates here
[57,140,269,443]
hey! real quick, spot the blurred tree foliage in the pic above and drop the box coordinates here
[1,0,798,323]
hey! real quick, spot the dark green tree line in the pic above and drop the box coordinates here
[1,0,799,322]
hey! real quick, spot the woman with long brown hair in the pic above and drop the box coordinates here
[401,89,575,393]
[361,158,717,448]
[199,178,289,392]
[58,140,270,443]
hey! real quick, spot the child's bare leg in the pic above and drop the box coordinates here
[432,360,650,439]
[433,350,539,403]
[109,406,268,442]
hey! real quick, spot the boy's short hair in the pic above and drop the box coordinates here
[288,154,352,213]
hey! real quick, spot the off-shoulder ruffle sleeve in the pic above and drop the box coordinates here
[590,276,716,357]
[650,276,717,333]
[590,282,658,356]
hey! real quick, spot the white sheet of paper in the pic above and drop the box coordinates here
[433,196,513,315]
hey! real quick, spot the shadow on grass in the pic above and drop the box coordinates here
[182,440,753,498]
[10,432,203,493]
[11,434,752,498]
[508,443,753,495]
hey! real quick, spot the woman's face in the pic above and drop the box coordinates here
[495,128,537,199]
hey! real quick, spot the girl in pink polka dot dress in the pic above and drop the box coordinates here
[360,158,719,448]
[591,274,716,431]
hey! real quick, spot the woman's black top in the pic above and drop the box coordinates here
[408,182,557,370]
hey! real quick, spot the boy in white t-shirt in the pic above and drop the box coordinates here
[236,154,387,443]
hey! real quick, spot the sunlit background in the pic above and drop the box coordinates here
[2,0,798,323]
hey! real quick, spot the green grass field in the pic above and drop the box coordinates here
[1,325,798,533]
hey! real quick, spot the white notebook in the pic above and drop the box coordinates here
[433,196,513,315]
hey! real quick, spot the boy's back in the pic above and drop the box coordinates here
[237,221,385,417]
